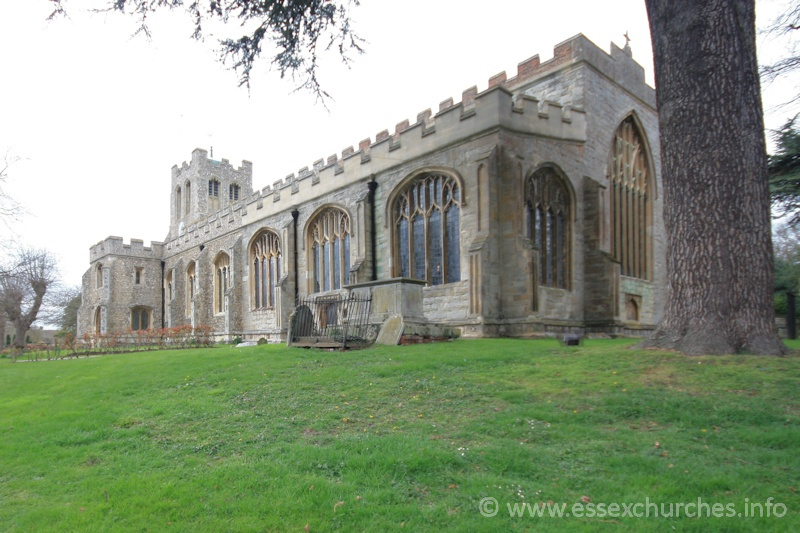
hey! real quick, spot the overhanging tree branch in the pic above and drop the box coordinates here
[48,0,364,101]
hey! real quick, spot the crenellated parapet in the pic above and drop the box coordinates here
[502,34,655,107]
[242,85,584,213]
[90,236,165,263]
[171,148,253,186]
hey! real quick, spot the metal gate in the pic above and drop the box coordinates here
[290,294,372,349]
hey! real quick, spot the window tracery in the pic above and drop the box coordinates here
[609,116,651,280]
[527,167,571,289]
[393,172,461,285]
[309,208,351,292]
[251,230,281,309]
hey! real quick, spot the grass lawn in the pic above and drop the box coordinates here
[1,338,798,531]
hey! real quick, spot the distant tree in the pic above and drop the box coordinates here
[56,288,82,335]
[49,0,363,100]
[769,116,800,227]
[642,0,786,355]
[0,248,59,350]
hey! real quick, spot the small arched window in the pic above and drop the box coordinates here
[175,186,182,220]
[166,269,173,301]
[131,307,151,331]
[95,264,103,289]
[229,183,240,202]
[186,261,196,317]
[251,230,281,309]
[392,172,461,285]
[526,167,571,289]
[309,207,351,292]
[214,253,230,314]
[609,116,652,280]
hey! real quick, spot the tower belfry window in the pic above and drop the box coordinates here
[229,183,240,201]
[208,179,220,197]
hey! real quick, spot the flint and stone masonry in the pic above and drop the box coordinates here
[77,34,665,343]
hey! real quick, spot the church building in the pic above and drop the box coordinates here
[77,34,665,343]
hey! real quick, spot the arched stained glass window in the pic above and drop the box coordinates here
[609,116,652,280]
[251,230,281,309]
[393,172,461,285]
[309,208,351,292]
[527,167,571,289]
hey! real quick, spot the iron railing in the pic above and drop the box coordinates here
[290,294,372,349]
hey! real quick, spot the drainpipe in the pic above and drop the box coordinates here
[367,178,378,281]
[160,260,166,329]
[292,209,300,305]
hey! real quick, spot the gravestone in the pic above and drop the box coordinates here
[376,314,405,345]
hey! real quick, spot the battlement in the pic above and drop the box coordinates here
[90,236,165,262]
[171,148,253,185]
[252,84,583,198]
[502,34,655,106]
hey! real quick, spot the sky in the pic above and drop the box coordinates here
[0,0,797,300]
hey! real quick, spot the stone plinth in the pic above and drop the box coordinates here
[348,278,426,324]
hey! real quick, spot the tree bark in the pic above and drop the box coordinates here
[642,0,786,355]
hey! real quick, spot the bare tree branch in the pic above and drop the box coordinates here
[0,151,24,230]
[48,0,364,102]
[759,2,800,83]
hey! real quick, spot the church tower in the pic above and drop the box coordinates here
[168,148,253,241]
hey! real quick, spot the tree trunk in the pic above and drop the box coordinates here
[642,0,786,355]
[13,320,28,351]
